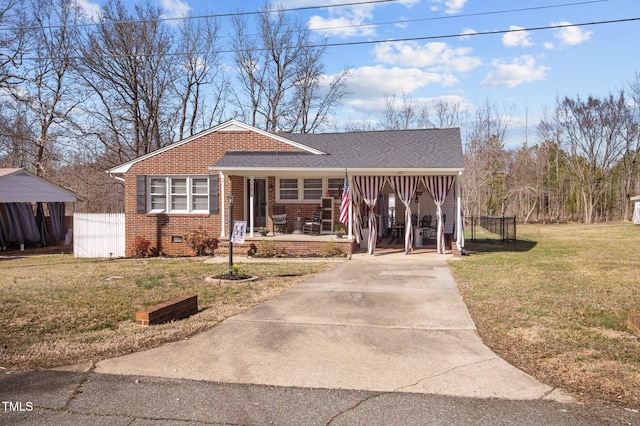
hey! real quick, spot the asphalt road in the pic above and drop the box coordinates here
[1,369,637,425]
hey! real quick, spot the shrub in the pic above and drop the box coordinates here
[321,241,345,257]
[184,229,219,256]
[254,239,286,258]
[132,236,153,258]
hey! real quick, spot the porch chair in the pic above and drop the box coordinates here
[302,210,322,235]
[420,215,432,228]
[271,205,288,234]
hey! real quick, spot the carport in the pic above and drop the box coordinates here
[0,168,78,250]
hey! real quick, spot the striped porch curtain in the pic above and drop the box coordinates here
[353,176,387,254]
[349,178,364,244]
[422,175,455,254]
[388,176,419,255]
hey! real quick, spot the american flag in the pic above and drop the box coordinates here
[339,175,349,225]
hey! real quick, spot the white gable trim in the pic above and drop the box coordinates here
[107,119,326,175]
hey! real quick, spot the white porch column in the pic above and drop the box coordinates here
[249,176,255,237]
[220,172,226,238]
[456,172,463,251]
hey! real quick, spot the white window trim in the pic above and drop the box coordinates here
[276,177,342,203]
[147,176,209,214]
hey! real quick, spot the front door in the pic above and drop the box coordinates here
[247,179,267,231]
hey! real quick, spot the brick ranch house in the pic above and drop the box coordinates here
[108,119,465,257]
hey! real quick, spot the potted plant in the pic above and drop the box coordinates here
[259,226,269,236]
[296,209,302,221]
[334,223,346,238]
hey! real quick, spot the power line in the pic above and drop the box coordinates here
[0,0,399,31]
[318,17,640,49]
[0,0,610,33]
[14,16,637,61]
[309,0,610,33]
[214,0,612,43]
[3,0,636,60]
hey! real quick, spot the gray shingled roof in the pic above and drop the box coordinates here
[210,127,463,171]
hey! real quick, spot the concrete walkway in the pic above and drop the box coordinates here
[93,251,570,402]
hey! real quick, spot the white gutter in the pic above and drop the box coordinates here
[208,166,464,175]
[108,172,125,182]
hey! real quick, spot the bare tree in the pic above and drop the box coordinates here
[619,72,640,220]
[231,2,349,133]
[52,153,124,213]
[230,12,263,128]
[507,144,538,222]
[418,99,465,128]
[556,92,631,223]
[0,0,26,89]
[462,101,511,217]
[79,0,175,163]
[174,15,229,139]
[289,57,350,133]
[1,0,82,176]
[341,117,376,132]
[381,92,417,130]
[0,102,33,167]
[535,110,575,222]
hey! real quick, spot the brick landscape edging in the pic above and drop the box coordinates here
[135,295,198,326]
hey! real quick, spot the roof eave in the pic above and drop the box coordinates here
[209,166,464,175]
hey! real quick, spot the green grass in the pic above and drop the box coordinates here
[450,223,640,408]
[0,256,335,371]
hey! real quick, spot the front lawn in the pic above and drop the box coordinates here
[449,223,640,408]
[0,256,334,370]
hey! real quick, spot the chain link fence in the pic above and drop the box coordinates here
[470,215,516,243]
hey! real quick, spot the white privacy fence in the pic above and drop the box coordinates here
[73,213,125,258]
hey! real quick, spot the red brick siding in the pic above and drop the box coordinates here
[124,130,305,256]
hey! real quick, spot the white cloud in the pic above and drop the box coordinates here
[305,0,418,38]
[395,18,409,29]
[159,0,191,19]
[429,0,468,15]
[459,28,477,40]
[503,26,533,47]
[397,0,420,6]
[444,0,467,14]
[552,21,592,46]
[308,4,375,38]
[342,65,448,109]
[374,41,482,73]
[75,0,101,20]
[308,15,375,38]
[481,55,548,88]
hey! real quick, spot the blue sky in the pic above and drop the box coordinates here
[79,0,640,147]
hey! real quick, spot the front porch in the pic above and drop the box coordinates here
[215,229,458,257]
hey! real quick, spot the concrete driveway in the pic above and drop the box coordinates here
[94,252,570,402]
